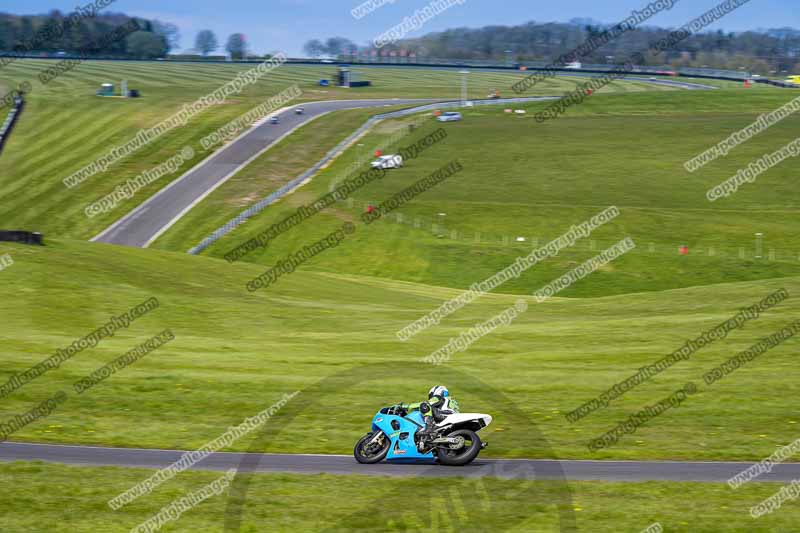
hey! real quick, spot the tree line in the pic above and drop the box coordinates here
[0,11,252,60]
[0,11,177,58]
[306,20,800,75]
[4,10,798,73]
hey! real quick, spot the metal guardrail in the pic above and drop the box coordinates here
[755,78,800,88]
[0,230,43,245]
[186,115,385,255]
[186,96,558,255]
[308,56,751,80]
[0,93,24,155]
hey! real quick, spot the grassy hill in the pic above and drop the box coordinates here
[172,89,800,297]
[1,63,797,462]
[1,237,798,462]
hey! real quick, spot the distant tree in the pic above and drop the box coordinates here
[324,37,348,57]
[0,18,16,50]
[195,29,218,56]
[139,20,155,33]
[153,21,180,52]
[225,33,248,60]
[342,39,358,57]
[19,17,35,47]
[43,10,65,50]
[303,38,325,57]
[125,30,168,58]
[320,37,357,58]
[67,20,94,52]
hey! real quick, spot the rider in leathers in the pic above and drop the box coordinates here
[399,385,458,439]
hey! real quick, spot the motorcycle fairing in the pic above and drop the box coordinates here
[371,410,434,461]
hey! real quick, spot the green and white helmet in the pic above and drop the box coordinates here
[429,385,449,399]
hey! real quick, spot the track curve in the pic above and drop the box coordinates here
[91,73,712,249]
[91,98,443,248]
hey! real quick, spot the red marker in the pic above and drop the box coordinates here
[374,150,382,157]
[680,245,689,255]
[367,205,375,213]
[586,89,594,96]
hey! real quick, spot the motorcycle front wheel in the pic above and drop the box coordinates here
[354,431,391,464]
[436,429,481,466]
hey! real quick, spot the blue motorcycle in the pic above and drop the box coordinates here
[354,404,492,466]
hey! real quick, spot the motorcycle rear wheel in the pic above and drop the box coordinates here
[436,429,481,466]
[354,431,390,464]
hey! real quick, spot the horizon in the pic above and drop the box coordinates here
[0,0,796,56]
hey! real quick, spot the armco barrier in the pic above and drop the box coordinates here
[186,96,558,255]
[0,93,24,155]
[755,79,799,88]
[0,230,43,245]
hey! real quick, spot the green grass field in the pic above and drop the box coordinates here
[2,60,800,532]
[180,89,800,297]
[1,461,796,532]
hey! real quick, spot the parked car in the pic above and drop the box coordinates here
[370,155,403,169]
[437,111,462,123]
[269,116,279,124]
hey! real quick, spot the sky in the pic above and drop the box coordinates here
[2,0,798,56]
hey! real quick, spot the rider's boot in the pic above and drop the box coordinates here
[417,416,436,440]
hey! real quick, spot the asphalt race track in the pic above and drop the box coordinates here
[91,97,442,248]
[2,442,796,482]
[91,74,713,249]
